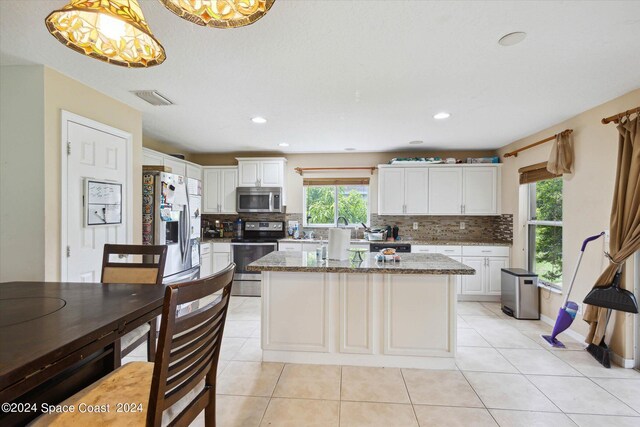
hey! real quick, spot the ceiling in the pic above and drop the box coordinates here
[1,1,639,154]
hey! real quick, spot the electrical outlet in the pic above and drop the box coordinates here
[413,222,419,230]
[460,221,466,230]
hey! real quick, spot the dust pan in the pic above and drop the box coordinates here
[583,262,638,314]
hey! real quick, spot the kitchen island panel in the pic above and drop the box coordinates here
[262,272,330,352]
[340,274,374,354]
[384,274,454,357]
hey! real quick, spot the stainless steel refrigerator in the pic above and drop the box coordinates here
[143,171,201,283]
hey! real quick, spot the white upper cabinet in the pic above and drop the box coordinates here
[463,167,498,215]
[378,168,405,215]
[237,158,286,188]
[238,160,261,186]
[186,163,202,181]
[163,156,187,177]
[378,167,429,215]
[142,148,164,166]
[237,157,287,205]
[378,164,500,216]
[404,168,429,214]
[142,148,203,181]
[203,167,238,214]
[261,160,285,187]
[428,168,463,215]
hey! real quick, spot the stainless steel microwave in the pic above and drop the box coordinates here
[236,187,283,213]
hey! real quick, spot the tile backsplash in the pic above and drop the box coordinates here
[202,213,513,244]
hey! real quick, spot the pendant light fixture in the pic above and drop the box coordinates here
[45,0,166,68]
[160,0,275,28]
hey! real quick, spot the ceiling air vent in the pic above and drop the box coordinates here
[131,90,174,106]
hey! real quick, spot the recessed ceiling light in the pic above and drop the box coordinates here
[345,148,356,151]
[498,32,527,46]
[251,116,267,124]
[278,143,289,147]
[433,112,451,120]
[409,140,424,145]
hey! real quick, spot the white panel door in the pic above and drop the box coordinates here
[66,121,128,283]
[463,167,497,215]
[213,252,231,274]
[202,168,220,213]
[378,168,404,215]
[261,160,283,187]
[219,168,238,213]
[238,161,260,186]
[163,156,186,177]
[200,251,212,277]
[461,257,485,295]
[487,257,509,295]
[142,148,164,166]
[404,168,429,214]
[428,168,463,214]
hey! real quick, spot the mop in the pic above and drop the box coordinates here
[541,232,604,348]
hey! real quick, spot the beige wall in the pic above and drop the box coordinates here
[43,67,143,281]
[497,88,640,359]
[0,65,143,282]
[191,150,496,214]
[0,66,46,281]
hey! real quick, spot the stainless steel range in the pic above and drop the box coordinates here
[230,221,284,296]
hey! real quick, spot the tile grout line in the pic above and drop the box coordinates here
[399,369,421,427]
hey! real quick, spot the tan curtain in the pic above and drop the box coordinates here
[584,115,640,345]
[519,162,561,184]
[547,131,574,174]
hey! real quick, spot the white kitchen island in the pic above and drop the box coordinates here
[247,251,475,369]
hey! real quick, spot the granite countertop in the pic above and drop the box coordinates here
[277,238,511,246]
[247,251,476,275]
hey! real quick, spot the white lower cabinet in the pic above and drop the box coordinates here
[200,243,212,277]
[212,243,231,274]
[460,246,510,299]
[412,245,509,299]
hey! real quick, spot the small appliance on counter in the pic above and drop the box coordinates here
[501,268,539,320]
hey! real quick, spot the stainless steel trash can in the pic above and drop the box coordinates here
[501,268,539,320]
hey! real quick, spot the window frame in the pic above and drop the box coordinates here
[526,180,563,288]
[302,184,370,228]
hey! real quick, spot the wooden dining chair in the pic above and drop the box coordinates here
[32,263,236,427]
[101,244,168,364]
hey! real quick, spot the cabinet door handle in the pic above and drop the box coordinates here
[460,204,463,214]
[463,205,466,214]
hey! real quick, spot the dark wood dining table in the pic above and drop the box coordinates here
[0,281,166,426]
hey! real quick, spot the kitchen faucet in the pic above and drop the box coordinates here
[337,216,349,227]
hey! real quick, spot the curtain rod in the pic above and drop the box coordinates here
[295,166,377,176]
[503,129,573,158]
[601,106,640,124]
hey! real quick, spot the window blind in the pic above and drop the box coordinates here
[519,162,561,185]
[303,177,370,186]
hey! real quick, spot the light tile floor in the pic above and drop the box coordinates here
[123,299,640,426]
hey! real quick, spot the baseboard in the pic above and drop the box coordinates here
[458,295,501,302]
[611,352,636,368]
[540,314,635,368]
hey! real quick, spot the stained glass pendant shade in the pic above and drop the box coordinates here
[45,0,166,68]
[160,0,275,28]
